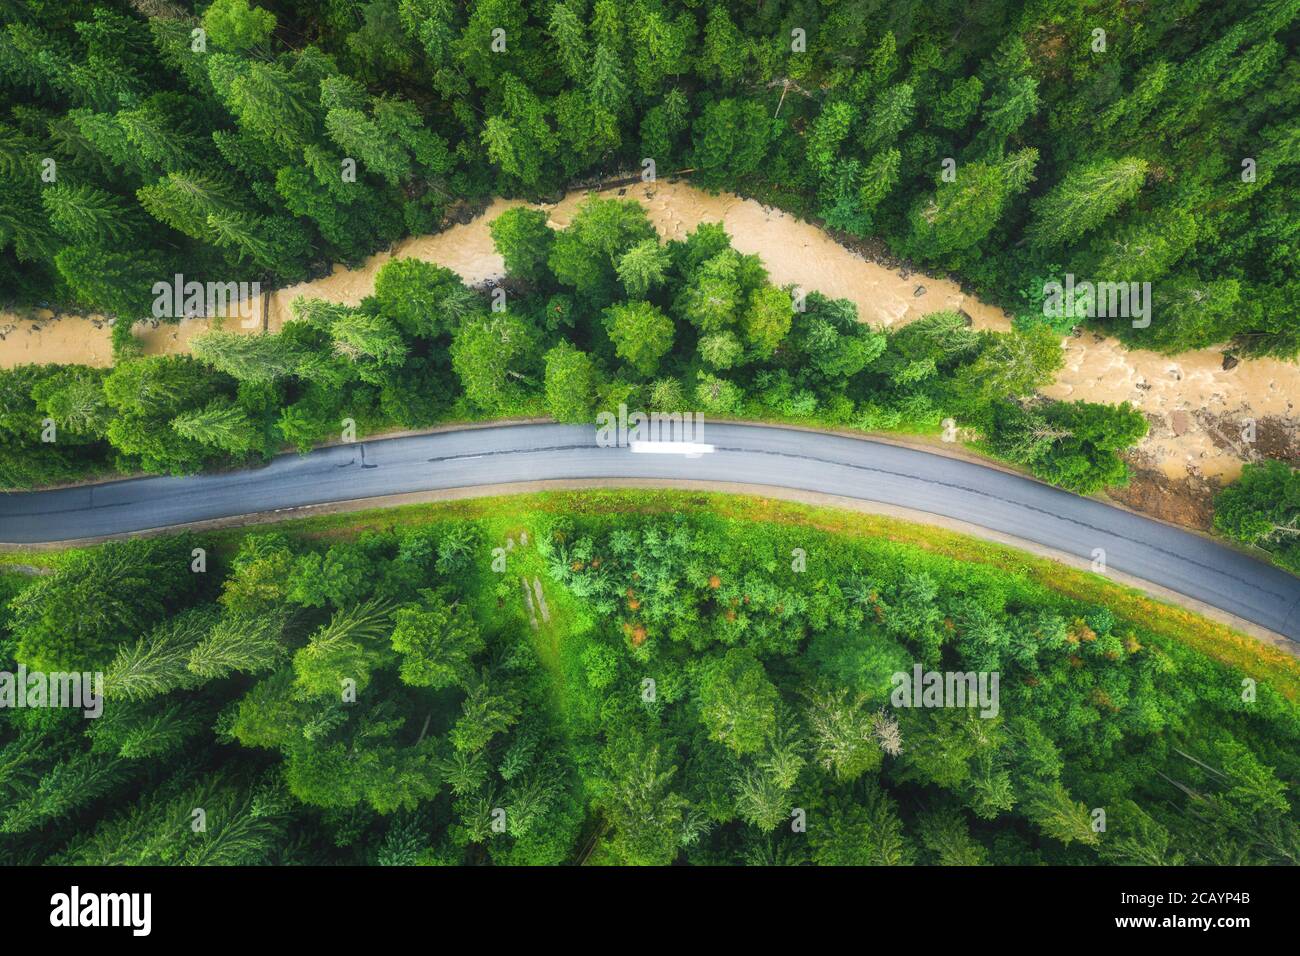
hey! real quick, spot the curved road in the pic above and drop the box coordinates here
[3,422,1299,641]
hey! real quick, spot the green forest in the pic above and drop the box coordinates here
[0,194,1149,496]
[0,0,1298,873]
[1,0,1297,358]
[3,0,1298,556]
[2,495,1297,865]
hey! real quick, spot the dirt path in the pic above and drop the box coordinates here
[3,180,1296,521]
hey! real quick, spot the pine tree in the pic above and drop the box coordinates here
[979,73,1039,141]
[489,207,555,285]
[1,753,130,835]
[917,807,989,865]
[203,0,277,53]
[586,44,628,115]
[449,671,521,753]
[697,649,778,756]
[1026,157,1148,252]
[187,608,288,680]
[10,535,203,671]
[859,83,914,154]
[42,183,142,246]
[630,6,687,95]
[615,238,670,298]
[1025,781,1100,847]
[32,368,111,438]
[732,765,789,831]
[223,61,319,155]
[639,88,688,163]
[117,96,207,173]
[1091,206,1198,284]
[542,342,600,423]
[481,75,558,187]
[329,309,409,367]
[103,609,217,701]
[931,75,983,130]
[859,147,901,217]
[138,172,244,243]
[293,599,395,698]
[691,97,771,187]
[325,108,406,186]
[191,329,303,384]
[89,698,210,760]
[805,684,884,782]
[54,244,170,319]
[907,148,1038,260]
[548,1,589,84]
[604,301,674,377]
[698,330,743,369]
[700,4,746,86]
[600,734,688,866]
[390,589,485,689]
[450,311,538,412]
[809,786,915,865]
[70,107,145,176]
[806,101,855,179]
[741,284,793,358]
[170,399,260,455]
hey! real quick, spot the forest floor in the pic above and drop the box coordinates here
[3,181,1296,533]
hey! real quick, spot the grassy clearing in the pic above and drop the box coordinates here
[283,502,592,717]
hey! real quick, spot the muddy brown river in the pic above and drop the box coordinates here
[2,181,1295,484]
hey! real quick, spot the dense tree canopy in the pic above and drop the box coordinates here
[1214,461,1300,573]
[0,0,1294,359]
[2,503,1296,865]
[1,195,1144,498]
[0,2,1296,870]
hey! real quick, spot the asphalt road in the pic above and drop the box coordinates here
[3,422,1299,641]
